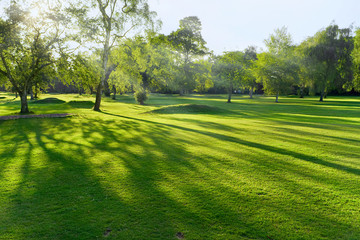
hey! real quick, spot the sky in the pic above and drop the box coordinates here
[147,0,360,54]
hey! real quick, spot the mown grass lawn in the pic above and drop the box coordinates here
[0,92,359,239]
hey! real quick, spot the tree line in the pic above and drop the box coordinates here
[1,0,360,113]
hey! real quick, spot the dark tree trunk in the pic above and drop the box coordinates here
[19,91,29,113]
[15,92,18,98]
[112,85,116,100]
[320,89,324,102]
[249,87,254,99]
[227,87,232,103]
[93,83,102,111]
[275,92,279,103]
[299,87,304,98]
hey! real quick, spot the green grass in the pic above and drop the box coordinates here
[0,92,359,239]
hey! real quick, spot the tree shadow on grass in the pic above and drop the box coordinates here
[101,112,360,177]
[0,117,264,239]
[1,113,360,239]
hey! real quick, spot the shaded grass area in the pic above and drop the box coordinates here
[0,92,360,239]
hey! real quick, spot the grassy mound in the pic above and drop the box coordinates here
[32,98,66,104]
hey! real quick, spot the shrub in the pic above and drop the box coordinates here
[134,90,148,105]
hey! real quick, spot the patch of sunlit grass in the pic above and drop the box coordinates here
[0,92,359,239]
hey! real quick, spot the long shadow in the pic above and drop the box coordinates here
[101,111,360,176]
[2,110,360,239]
[1,117,267,239]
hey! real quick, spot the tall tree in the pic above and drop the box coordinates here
[256,27,298,103]
[67,0,158,111]
[167,16,208,95]
[243,46,258,99]
[299,24,353,101]
[351,28,360,91]
[0,0,66,113]
[213,51,244,103]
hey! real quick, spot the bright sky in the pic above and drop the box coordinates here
[147,0,360,54]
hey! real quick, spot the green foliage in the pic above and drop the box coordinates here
[167,16,209,94]
[242,46,258,97]
[256,52,298,97]
[256,27,299,102]
[134,89,148,105]
[351,28,360,91]
[67,0,159,110]
[193,59,213,93]
[0,0,67,112]
[298,24,354,99]
[213,51,245,102]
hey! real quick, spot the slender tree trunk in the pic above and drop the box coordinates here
[275,91,279,103]
[19,91,29,113]
[227,86,233,103]
[30,87,34,100]
[112,85,116,100]
[299,87,304,98]
[94,25,111,111]
[94,83,102,111]
[319,89,324,102]
[15,92,18,98]
[249,87,253,99]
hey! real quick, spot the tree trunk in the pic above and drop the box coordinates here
[34,87,38,99]
[249,87,253,99]
[275,92,279,103]
[19,91,29,113]
[104,78,111,97]
[227,87,232,103]
[30,87,34,100]
[299,87,304,98]
[15,92,18,98]
[93,83,102,111]
[94,25,111,111]
[179,89,184,96]
[319,89,324,102]
[112,85,116,100]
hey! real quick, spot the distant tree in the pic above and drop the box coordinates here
[167,16,208,95]
[351,28,360,91]
[256,27,299,102]
[193,59,213,94]
[66,53,102,95]
[213,51,244,103]
[299,24,353,101]
[0,1,66,113]
[67,0,158,111]
[256,52,298,102]
[242,46,258,99]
